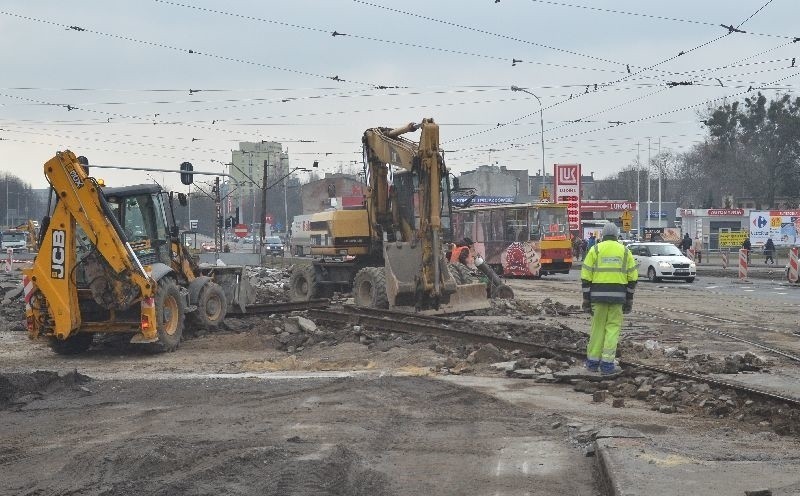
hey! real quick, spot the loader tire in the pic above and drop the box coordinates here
[353,267,388,309]
[153,278,185,352]
[48,333,94,355]
[189,282,227,330]
[289,265,320,301]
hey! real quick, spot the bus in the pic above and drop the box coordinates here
[451,203,572,277]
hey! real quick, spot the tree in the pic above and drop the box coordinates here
[685,93,800,208]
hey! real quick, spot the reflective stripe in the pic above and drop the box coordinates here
[582,287,591,293]
[626,287,635,294]
[584,266,628,273]
[591,291,626,297]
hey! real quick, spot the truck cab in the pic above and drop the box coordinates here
[1,230,28,252]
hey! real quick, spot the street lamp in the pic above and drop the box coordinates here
[510,85,546,190]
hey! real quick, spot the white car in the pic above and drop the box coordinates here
[628,242,696,283]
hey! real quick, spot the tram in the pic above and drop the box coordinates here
[451,202,572,277]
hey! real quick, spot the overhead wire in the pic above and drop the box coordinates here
[0,10,378,87]
[446,0,784,146]
[154,0,632,75]
[527,0,796,40]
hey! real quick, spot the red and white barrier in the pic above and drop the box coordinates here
[738,249,748,281]
[721,250,728,269]
[686,248,695,262]
[789,247,799,283]
[4,248,12,272]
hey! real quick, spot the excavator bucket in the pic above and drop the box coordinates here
[383,242,490,314]
[200,265,255,314]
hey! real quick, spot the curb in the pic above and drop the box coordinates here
[594,439,621,496]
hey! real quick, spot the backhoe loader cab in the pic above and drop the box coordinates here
[23,151,253,354]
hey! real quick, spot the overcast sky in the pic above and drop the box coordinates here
[1,0,797,191]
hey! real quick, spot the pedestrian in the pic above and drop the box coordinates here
[693,236,703,264]
[742,237,752,264]
[680,233,692,255]
[580,238,588,261]
[581,223,638,375]
[763,237,775,265]
[586,233,596,250]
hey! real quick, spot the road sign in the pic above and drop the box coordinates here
[622,218,632,232]
[189,219,198,231]
[234,224,248,238]
[620,209,633,222]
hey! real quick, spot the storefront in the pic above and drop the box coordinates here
[677,208,749,250]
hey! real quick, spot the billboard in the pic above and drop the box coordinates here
[749,210,800,246]
[553,164,581,231]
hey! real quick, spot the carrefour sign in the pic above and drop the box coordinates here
[749,211,800,246]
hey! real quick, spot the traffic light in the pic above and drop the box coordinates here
[224,217,232,229]
[180,161,193,185]
[234,207,240,225]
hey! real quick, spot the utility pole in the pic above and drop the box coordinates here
[636,141,641,238]
[657,137,662,229]
[214,176,222,254]
[259,157,269,256]
[647,137,651,231]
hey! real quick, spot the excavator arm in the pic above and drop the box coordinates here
[23,151,158,341]
[361,119,455,307]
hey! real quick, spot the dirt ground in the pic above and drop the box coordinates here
[2,265,800,494]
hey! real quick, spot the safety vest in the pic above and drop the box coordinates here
[580,239,638,303]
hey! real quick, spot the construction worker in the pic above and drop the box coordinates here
[580,223,638,375]
[450,237,474,265]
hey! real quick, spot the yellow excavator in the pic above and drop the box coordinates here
[288,118,493,313]
[22,151,253,354]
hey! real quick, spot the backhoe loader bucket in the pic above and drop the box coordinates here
[383,242,490,314]
[200,265,255,314]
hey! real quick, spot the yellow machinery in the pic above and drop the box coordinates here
[12,220,38,252]
[288,119,489,313]
[22,151,253,354]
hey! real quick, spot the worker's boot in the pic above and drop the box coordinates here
[599,361,618,375]
[584,359,599,372]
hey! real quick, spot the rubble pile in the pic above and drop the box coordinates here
[0,370,91,410]
[474,297,580,317]
[620,339,773,375]
[246,266,291,302]
[568,369,800,436]
[0,269,25,331]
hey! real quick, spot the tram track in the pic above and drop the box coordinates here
[308,305,800,408]
[520,282,800,363]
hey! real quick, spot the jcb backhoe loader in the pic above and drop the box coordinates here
[22,151,253,354]
[288,118,496,313]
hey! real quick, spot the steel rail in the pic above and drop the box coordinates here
[231,299,330,315]
[309,305,800,408]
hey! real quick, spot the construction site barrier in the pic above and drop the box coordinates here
[5,248,12,272]
[789,247,799,283]
[721,250,729,269]
[739,249,748,281]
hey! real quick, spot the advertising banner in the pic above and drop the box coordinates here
[719,230,749,248]
[749,210,800,246]
[554,164,581,231]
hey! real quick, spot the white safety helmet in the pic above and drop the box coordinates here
[602,223,620,238]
